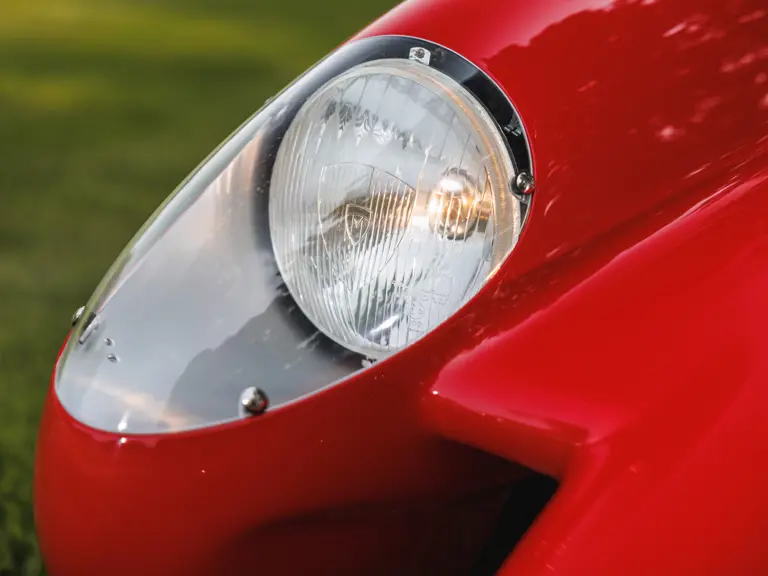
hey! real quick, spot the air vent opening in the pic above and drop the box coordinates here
[470,473,559,575]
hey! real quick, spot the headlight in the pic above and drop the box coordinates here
[55,37,532,434]
[270,59,520,358]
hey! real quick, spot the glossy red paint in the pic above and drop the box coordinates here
[35,0,768,574]
[36,349,522,575]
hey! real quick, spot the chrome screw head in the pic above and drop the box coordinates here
[240,387,269,416]
[514,172,535,195]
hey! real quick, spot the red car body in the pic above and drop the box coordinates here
[35,0,768,574]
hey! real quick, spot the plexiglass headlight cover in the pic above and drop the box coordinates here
[55,37,532,434]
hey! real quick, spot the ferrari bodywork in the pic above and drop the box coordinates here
[35,0,768,574]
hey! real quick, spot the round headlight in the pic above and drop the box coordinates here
[270,59,522,358]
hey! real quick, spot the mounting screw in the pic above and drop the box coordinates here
[513,172,535,195]
[409,46,431,65]
[240,387,269,416]
[77,311,100,345]
[72,306,85,327]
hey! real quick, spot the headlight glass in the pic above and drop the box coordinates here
[54,37,531,434]
[270,60,520,358]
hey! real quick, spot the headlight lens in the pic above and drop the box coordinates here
[270,60,521,358]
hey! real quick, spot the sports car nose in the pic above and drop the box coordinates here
[35,352,525,576]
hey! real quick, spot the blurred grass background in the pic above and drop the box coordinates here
[0,0,395,572]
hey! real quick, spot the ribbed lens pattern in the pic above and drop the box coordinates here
[270,59,520,358]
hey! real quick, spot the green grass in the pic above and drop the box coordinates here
[0,0,395,572]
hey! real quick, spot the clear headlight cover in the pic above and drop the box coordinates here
[54,38,531,434]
